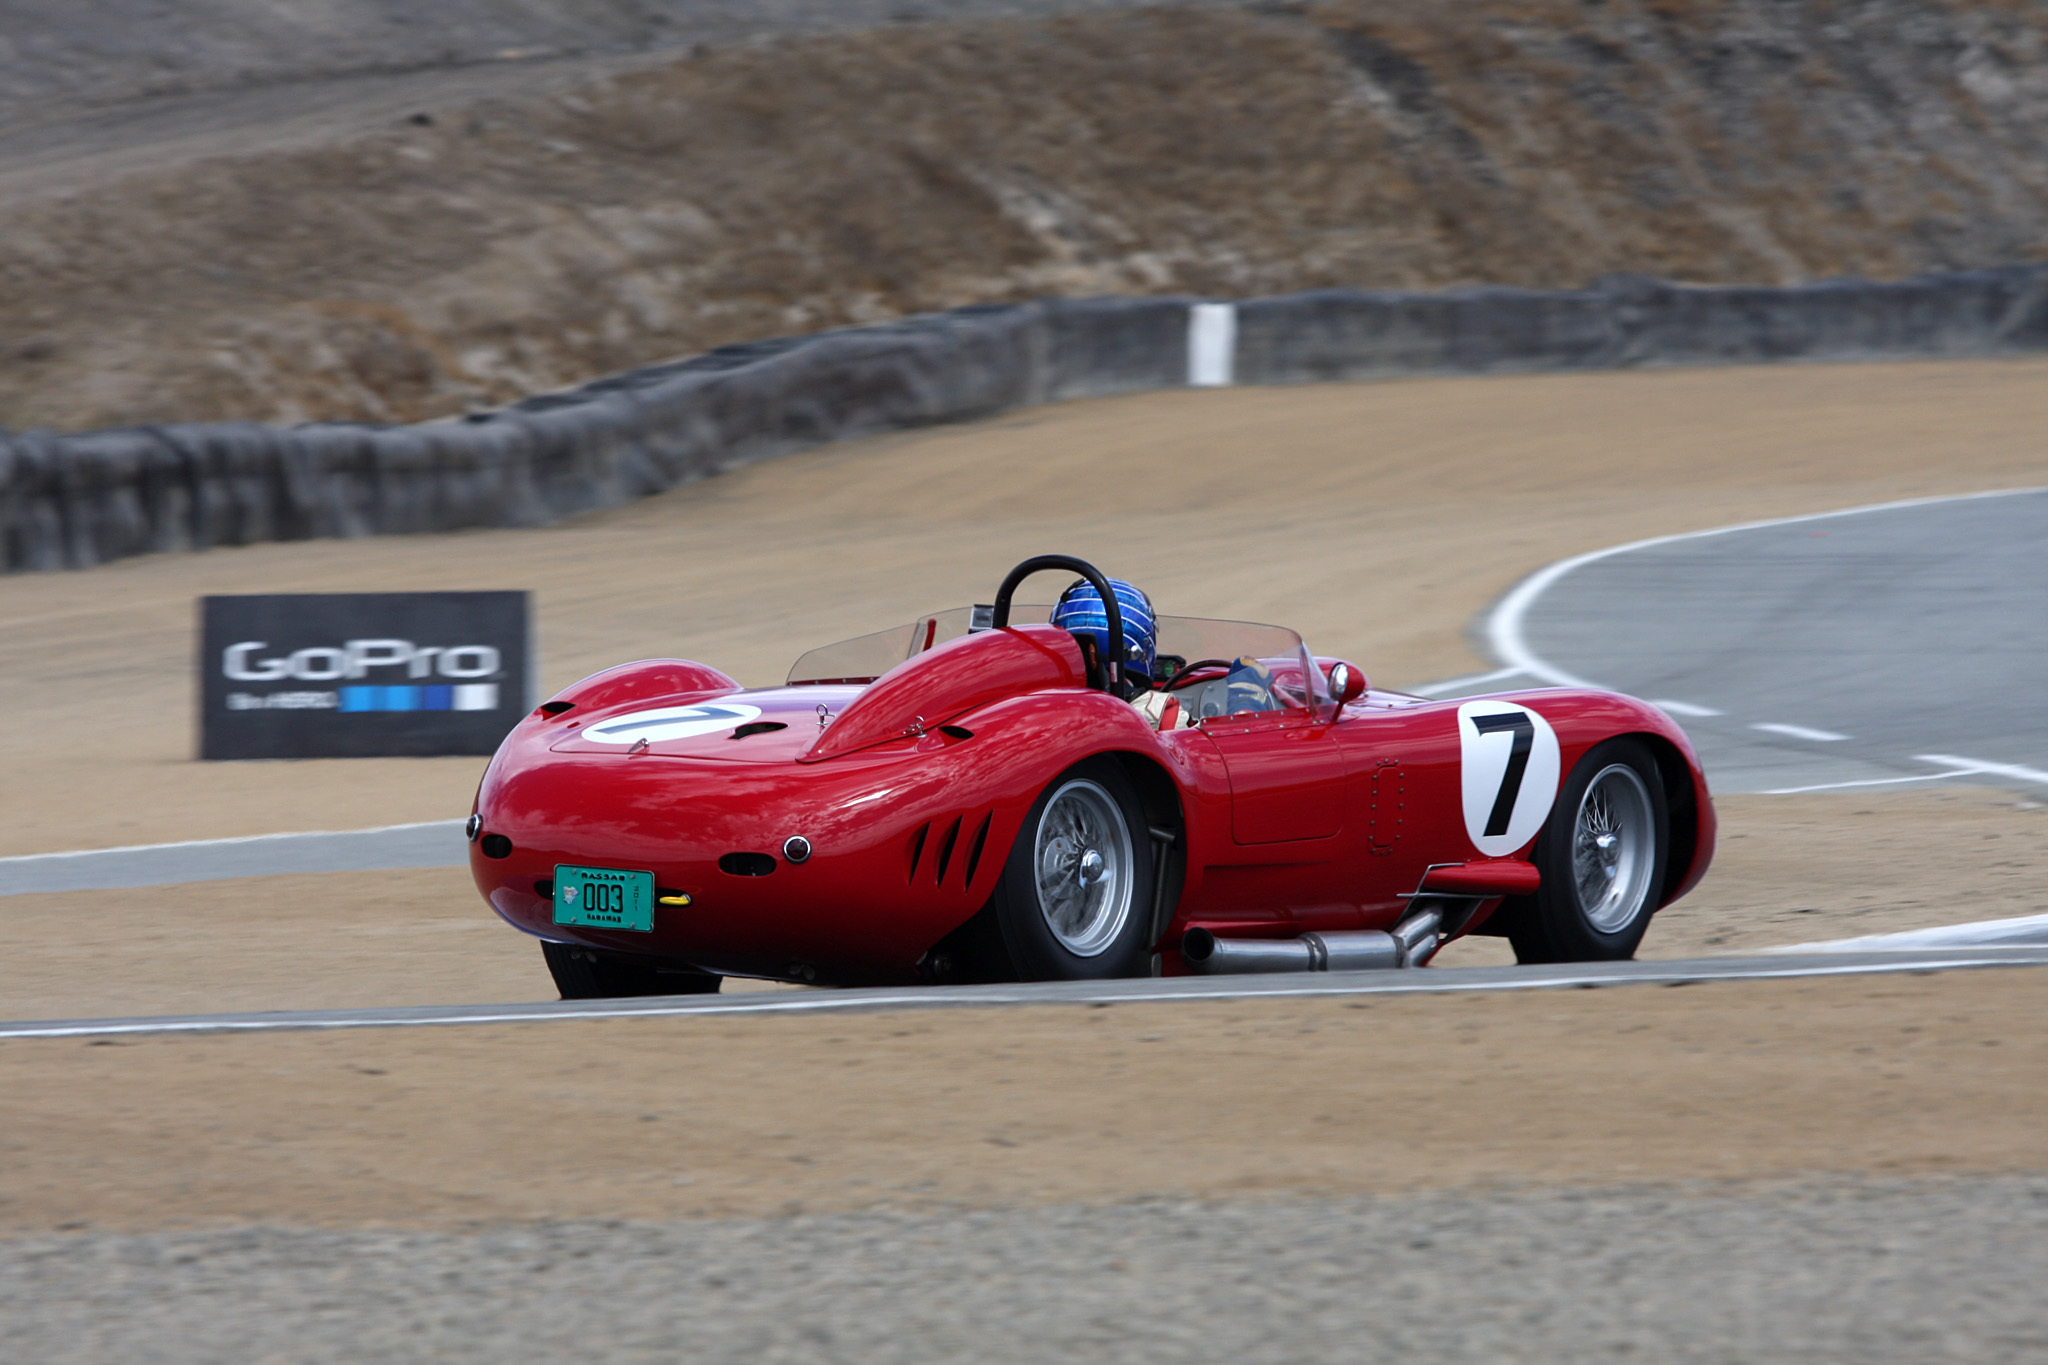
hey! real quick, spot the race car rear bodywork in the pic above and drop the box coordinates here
[472,558,1714,989]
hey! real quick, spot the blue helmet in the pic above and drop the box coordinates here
[1052,577,1157,689]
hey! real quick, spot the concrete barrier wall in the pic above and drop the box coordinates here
[6,268,2045,573]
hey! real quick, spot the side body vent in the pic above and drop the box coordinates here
[909,813,995,890]
[933,816,963,886]
[961,813,993,890]
[906,822,930,884]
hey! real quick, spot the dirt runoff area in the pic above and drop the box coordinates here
[3,358,2048,1234]
[2,970,2044,1234]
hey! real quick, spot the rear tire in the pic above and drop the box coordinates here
[542,942,723,999]
[993,758,1155,981]
[1505,738,1668,964]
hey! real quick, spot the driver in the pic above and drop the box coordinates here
[1051,577,1186,730]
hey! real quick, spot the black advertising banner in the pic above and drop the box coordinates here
[199,593,530,759]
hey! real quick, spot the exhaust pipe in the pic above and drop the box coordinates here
[1391,907,1443,968]
[1183,908,1443,975]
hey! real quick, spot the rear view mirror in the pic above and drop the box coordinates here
[1326,661,1367,705]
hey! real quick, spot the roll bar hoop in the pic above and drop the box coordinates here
[991,555,1125,694]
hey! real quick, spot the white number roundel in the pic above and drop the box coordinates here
[1456,700,1561,857]
[580,703,762,745]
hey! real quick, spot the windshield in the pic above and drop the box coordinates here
[789,609,1332,717]
[787,605,1052,685]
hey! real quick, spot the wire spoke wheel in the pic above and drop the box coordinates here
[1571,763,1656,932]
[1031,778,1136,957]
[1504,738,1669,965]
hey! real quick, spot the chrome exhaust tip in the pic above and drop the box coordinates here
[1182,910,1443,975]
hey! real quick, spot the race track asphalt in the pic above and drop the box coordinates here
[1483,487,2048,796]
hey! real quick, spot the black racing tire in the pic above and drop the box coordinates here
[994,757,1156,981]
[542,941,723,999]
[1504,737,1669,965]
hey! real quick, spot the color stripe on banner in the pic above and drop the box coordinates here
[338,683,498,713]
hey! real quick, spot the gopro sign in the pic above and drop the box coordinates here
[200,593,530,759]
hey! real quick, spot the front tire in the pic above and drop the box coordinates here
[993,758,1156,981]
[542,942,723,999]
[1505,738,1668,964]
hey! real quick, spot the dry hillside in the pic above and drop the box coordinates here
[3,0,2046,431]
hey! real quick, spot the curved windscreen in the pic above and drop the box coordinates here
[1152,617,1330,718]
[789,608,1332,717]
[786,605,1052,685]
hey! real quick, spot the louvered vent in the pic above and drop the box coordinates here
[906,822,930,884]
[933,816,963,886]
[961,812,992,890]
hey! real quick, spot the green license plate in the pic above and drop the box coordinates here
[553,864,656,932]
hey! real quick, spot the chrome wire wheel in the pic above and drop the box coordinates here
[1031,777,1136,957]
[1572,763,1657,933]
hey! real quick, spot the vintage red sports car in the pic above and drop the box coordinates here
[469,556,1715,997]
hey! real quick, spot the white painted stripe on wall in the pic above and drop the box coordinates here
[1188,303,1236,387]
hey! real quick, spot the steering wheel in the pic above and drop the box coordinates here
[1162,658,1235,692]
[992,555,1125,694]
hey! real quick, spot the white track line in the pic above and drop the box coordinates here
[4,950,2046,1041]
[1761,768,1981,795]
[1769,913,2048,953]
[0,819,460,864]
[1,820,468,895]
[1752,722,1849,742]
[1915,754,2048,787]
[1485,487,2046,690]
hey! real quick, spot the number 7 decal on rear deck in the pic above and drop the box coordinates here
[1457,700,1562,857]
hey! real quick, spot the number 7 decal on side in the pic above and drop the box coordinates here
[1456,700,1562,857]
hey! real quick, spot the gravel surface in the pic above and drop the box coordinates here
[6,1178,2045,1363]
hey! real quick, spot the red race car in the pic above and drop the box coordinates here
[470,556,1715,998]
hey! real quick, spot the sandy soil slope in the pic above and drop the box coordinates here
[0,0,1204,117]
[5,1,2047,430]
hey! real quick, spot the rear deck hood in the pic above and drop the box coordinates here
[547,686,864,762]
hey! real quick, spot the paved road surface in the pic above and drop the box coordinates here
[1472,488,2048,796]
